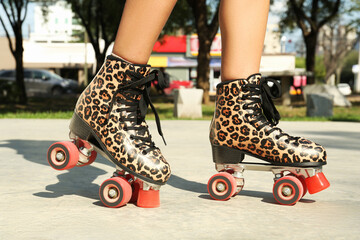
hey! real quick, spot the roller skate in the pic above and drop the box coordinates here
[207,74,330,205]
[47,55,171,208]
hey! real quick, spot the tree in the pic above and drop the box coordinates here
[280,0,341,84]
[320,22,359,84]
[186,0,219,104]
[67,0,125,73]
[0,0,29,104]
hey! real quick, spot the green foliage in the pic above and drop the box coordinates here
[295,57,306,68]
[163,0,194,36]
[315,56,326,82]
[296,56,326,82]
[279,0,343,33]
[66,0,125,44]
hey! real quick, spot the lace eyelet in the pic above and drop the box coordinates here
[130,135,134,140]
[285,139,290,144]
[142,150,147,155]
[275,135,280,140]
[135,144,139,148]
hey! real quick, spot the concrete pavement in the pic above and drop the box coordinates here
[0,119,359,239]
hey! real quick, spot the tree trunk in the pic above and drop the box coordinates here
[196,40,211,104]
[14,29,27,104]
[304,32,318,85]
[95,52,106,74]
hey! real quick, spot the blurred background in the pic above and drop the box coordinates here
[0,0,359,121]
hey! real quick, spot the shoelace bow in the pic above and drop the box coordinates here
[110,69,167,154]
[242,78,298,142]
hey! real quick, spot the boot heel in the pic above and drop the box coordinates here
[211,145,245,164]
[69,113,92,140]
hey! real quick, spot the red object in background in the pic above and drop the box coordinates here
[163,80,193,95]
[153,35,187,53]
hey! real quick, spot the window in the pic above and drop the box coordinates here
[24,70,31,78]
[0,70,15,78]
[33,70,50,80]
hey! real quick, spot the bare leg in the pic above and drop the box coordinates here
[112,0,177,64]
[219,0,270,81]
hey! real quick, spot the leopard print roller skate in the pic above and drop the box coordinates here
[207,74,330,205]
[47,55,170,208]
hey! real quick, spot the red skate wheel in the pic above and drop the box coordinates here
[208,172,237,201]
[273,176,303,205]
[305,172,330,194]
[47,141,79,170]
[77,139,97,167]
[129,177,141,203]
[137,187,160,208]
[99,177,132,208]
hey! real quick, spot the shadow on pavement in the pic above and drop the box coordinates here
[0,139,314,205]
[198,190,275,203]
[0,139,112,200]
[167,174,208,194]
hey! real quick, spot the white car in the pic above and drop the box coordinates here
[337,83,352,96]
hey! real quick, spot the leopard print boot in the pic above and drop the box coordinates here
[207,73,329,204]
[47,55,170,208]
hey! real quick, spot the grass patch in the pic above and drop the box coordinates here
[1,95,360,122]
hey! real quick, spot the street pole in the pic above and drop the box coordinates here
[356,38,360,93]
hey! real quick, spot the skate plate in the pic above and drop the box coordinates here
[208,162,330,205]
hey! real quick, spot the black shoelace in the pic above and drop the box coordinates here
[110,70,167,154]
[242,78,298,143]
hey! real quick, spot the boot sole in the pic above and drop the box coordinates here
[211,144,326,167]
[69,112,165,185]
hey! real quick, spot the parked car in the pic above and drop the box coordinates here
[0,69,78,96]
[337,83,352,96]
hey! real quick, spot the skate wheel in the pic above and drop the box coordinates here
[47,141,79,170]
[273,176,303,205]
[208,172,237,201]
[297,175,308,197]
[77,139,97,167]
[305,172,330,194]
[287,173,307,198]
[99,177,132,208]
[137,187,160,208]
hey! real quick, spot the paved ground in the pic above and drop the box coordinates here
[0,119,359,240]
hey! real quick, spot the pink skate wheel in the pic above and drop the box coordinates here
[99,177,132,208]
[273,176,303,205]
[207,172,237,201]
[137,188,160,208]
[305,172,330,194]
[47,141,79,170]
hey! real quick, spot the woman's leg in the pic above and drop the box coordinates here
[66,1,177,208]
[219,0,270,81]
[112,0,177,64]
[208,0,329,202]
